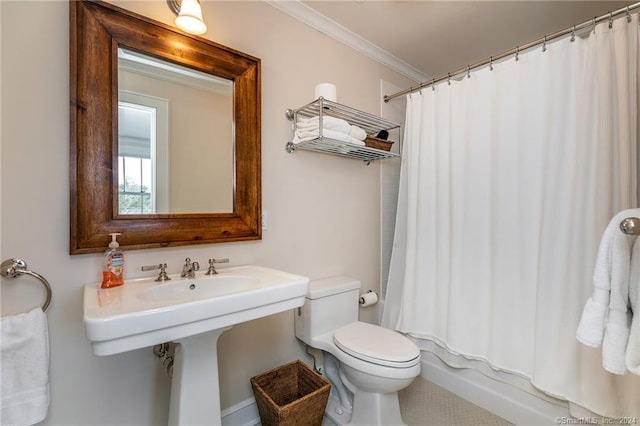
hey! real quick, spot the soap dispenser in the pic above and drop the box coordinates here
[101,233,124,288]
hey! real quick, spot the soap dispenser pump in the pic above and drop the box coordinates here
[101,233,124,288]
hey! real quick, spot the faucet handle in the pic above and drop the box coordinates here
[205,258,229,275]
[141,263,171,282]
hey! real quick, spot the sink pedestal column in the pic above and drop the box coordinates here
[168,327,232,426]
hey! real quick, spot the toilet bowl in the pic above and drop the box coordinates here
[294,276,420,425]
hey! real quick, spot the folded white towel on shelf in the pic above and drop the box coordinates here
[1,307,50,426]
[297,116,367,141]
[293,128,365,146]
[298,116,350,132]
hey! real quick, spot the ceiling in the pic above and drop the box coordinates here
[298,1,635,82]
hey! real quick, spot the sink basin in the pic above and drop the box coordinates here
[83,265,309,356]
[137,275,259,302]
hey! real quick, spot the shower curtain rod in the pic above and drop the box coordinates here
[384,2,640,103]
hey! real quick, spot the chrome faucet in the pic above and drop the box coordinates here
[180,258,200,279]
[205,258,229,275]
[141,263,171,282]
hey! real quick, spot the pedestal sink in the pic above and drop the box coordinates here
[83,265,310,425]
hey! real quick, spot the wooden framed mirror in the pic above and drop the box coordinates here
[70,0,261,254]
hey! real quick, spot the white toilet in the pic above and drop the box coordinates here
[294,276,421,426]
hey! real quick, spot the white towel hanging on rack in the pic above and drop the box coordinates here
[0,307,50,425]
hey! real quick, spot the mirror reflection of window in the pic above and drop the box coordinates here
[118,102,156,214]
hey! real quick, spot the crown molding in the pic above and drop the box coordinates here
[265,0,430,83]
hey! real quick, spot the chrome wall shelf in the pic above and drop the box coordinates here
[285,98,401,165]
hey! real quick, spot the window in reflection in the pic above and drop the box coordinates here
[118,102,158,214]
[119,155,152,214]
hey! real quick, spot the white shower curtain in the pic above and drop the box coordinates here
[383,15,640,417]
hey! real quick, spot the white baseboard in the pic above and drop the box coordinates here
[419,351,569,425]
[221,397,260,426]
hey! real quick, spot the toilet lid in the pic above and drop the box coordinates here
[333,322,420,368]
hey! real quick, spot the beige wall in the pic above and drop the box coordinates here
[0,1,413,424]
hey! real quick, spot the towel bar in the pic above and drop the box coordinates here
[1,258,52,311]
[620,217,640,235]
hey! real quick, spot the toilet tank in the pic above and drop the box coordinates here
[294,276,361,345]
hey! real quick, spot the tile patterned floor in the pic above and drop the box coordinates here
[398,377,513,426]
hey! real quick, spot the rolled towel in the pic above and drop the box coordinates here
[577,295,609,347]
[603,310,631,374]
[348,125,367,141]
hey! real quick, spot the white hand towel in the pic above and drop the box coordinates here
[603,310,631,374]
[577,209,640,347]
[626,237,640,375]
[576,293,609,347]
[602,216,636,374]
[1,308,50,426]
[609,228,634,314]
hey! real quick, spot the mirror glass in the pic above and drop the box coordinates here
[117,48,234,214]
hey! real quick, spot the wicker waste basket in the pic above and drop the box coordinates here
[250,360,331,426]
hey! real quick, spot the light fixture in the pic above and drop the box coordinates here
[166,0,207,35]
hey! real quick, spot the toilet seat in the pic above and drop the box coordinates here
[333,322,420,368]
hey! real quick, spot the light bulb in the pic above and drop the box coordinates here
[175,0,207,35]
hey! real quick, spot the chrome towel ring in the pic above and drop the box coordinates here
[1,258,52,311]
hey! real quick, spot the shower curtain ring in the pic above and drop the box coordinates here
[515,46,519,61]
[432,79,435,91]
[608,12,613,28]
[570,26,576,42]
[447,73,451,85]
[489,56,493,71]
[542,36,547,52]
[627,6,632,23]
